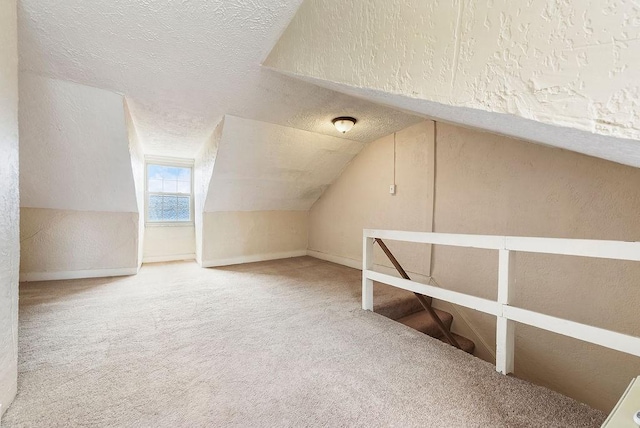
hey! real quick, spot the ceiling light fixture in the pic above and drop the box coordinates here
[332,116,357,134]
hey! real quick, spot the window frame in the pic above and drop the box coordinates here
[144,156,195,227]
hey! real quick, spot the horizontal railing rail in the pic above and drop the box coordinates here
[362,229,640,374]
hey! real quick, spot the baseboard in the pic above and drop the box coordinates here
[306,250,361,269]
[142,253,196,264]
[20,267,138,282]
[202,250,307,268]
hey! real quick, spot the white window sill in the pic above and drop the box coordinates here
[145,222,195,228]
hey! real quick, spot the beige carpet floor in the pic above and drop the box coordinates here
[3,257,605,427]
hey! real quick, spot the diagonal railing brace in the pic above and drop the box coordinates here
[373,238,461,350]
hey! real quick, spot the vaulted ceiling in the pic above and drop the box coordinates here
[17,0,640,217]
[265,0,640,168]
[204,115,366,212]
[18,0,422,158]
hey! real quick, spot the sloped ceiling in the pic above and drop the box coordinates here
[205,116,365,212]
[18,0,422,158]
[19,73,138,212]
[265,0,640,168]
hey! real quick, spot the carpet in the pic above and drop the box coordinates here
[3,257,605,427]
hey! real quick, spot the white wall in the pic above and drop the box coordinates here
[201,211,308,266]
[125,100,145,268]
[20,208,138,281]
[0,0,19,415]
[19,73,138,212]
[19,75,141,280]
[307,119,640,411]
[195,120,223,264]
[205,115,364,212]
[198,115,364,265]
[267,0,640,143]
[309,121,435,275]
[143,226,196,263]
[431,122,640,412]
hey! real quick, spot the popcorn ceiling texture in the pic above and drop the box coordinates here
[0,0,19,416]
[19,74,138,212]
[17,0,422,158]
[290,76,640,168]
[205,116,365,212]
[266,0,640,166]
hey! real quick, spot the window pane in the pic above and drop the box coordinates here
[147,165,190,180]
[177,180,191,194]
[146,163,192,223]
[176,167,191,182]
[162,179,178,193]
[148,195,163,221]
[177,196,190,221]
[147,164,165,180]
[162,196,178,221]
[147,165,191,190]
[148,195,190,222]
[148,179,163,192]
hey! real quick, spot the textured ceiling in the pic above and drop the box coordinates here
[19,73,138,212]
[276,71,640,169]
[265,0,640,168]
[18,0,422,158]
[205,116,365,212]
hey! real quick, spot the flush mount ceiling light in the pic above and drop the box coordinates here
[332,116,357,134]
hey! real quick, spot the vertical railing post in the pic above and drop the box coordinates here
[362,234,374,311]
[496,249,515,374]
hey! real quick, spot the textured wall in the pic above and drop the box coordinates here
[0,0,19,416]
[143,227,196,262]
[308,119,640,411]
[202,211,308,265]
[267,0,640,141]
[431,122,640,411]
[20,208,139,277]
[195,120,223,264]
[205,116,365,212]
[266,0,640,167]
[19,73,138,212]
[125,100,145,267]
[309,121,435,275]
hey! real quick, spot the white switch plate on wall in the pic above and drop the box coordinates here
[389,184,396,195]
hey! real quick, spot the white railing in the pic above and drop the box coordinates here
[362,229,640,374]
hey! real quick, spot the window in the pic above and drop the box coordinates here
[145,160,193,224]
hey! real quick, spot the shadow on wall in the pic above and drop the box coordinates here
[306,119,640,412]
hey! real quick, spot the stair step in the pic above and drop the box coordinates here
[370,283,475,355]
[374,289,428,321]
[397,309,453,338]
[439,332,475,354]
